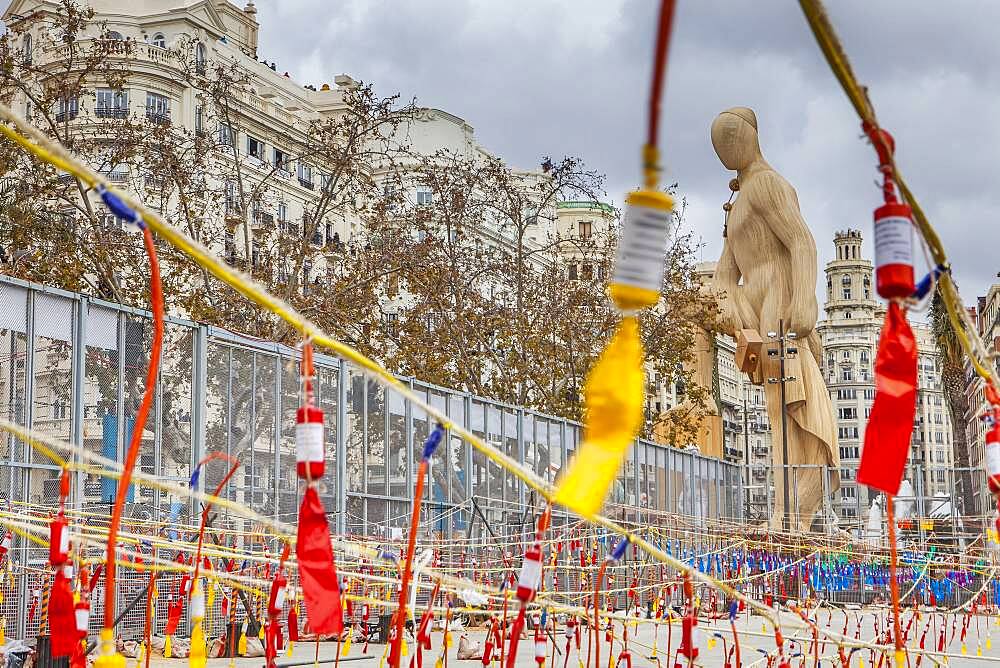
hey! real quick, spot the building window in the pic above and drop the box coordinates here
[107,31,124,40]
[568,264,578,280]
[145,92,170,123]
[273,148,289,171]
[55,96,79,122]
[277,202,288,222]
[845,312,852,319]
[578,220,592,239]
[842,351,850,360]
[22,33,32,65]
[247,135,266,161]
[838,407,857,420]
[96,88,128,118]
[297,162,314,188]
[224,182,239,213]
[151,33,166,49]
[842,288,851,300]
[218,123,234,147]
[581,263,593,280]
[195,42,207,73]
[838,426,859,440]
[841,369,853,382]
[841,275,851,286]
[416,190,433,206]
[195,105,204,134]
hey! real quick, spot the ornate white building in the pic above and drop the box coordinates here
[817,230,953,528]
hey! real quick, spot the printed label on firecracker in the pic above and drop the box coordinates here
[75,607,89,632]
[518,558,542,590]
[535,640,547,658]
[612,203,673,293]
[59,528,69,554]
[191,592,205,618]
[874,216,912,267]
[987,442,1000,477]
[274,585,286,610]
[296,422,324,462]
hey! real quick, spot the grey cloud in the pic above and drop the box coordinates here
[254,0,1000,305]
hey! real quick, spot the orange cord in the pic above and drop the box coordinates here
[104,225,164,626]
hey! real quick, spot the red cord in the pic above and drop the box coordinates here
[390,458,427,667]
[647,0,678,149]
[104,225,164,626]
[886,496,903,661]
[593,560,610,668]
[191,452,241,582]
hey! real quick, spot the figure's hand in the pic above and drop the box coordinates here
[787,296,817,340]
[717,293,742,336]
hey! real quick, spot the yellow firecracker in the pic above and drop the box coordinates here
[93,629,126,668]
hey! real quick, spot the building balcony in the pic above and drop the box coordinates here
[298,178,315,190]
[95,107,128,119]
[54,110,78,123]
[102,170,128,184]
[145,110,171,125]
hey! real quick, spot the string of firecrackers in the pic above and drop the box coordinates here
[0,446,975,576]
[0,512,995,664]
[797,0,998,398]
[0,493,985,582]
[0,421,989,651]
[0,105,990,662]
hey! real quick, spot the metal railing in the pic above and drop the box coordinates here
[0,275,743,638]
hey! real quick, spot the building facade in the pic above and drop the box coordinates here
[965,282,1000,514]
[817,230,954,527]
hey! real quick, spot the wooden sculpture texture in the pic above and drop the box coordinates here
[711,107,839,532]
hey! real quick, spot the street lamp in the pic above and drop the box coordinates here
[766,320,798,533]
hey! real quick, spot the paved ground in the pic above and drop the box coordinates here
[141,610,1000,668]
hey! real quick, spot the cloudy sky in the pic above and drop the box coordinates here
[254,0,1000,311]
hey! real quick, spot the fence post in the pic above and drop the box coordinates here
[191,326,208,514]
[71,295,86,512]
[336,360,348,535]
[272,349,282,525]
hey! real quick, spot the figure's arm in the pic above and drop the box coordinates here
[752,172,819,337]
[714,239,744,335]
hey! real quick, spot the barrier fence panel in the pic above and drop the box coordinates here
[0,275,748,638]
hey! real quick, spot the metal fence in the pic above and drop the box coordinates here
[0,275,744,639]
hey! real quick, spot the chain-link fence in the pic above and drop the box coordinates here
[0,275,744,639]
